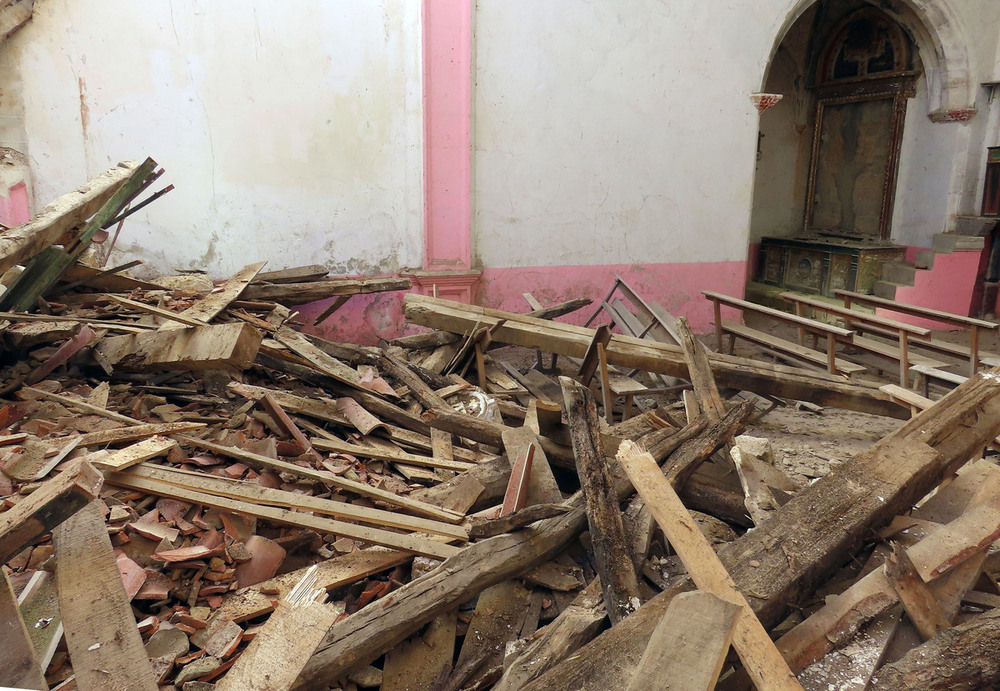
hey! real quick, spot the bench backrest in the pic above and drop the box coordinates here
[834,289,999,331]
[781,292,932,337]
[702,290,854,338]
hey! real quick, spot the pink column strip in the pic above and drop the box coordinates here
[422,0,472,271]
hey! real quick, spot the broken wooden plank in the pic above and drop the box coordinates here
[242,276,412,304]
[495,578,606,691]
[121,463,468,540]
[0,161,141,276]
[445,580,534,690]
[275,325,388,395]
[227,382,350,427]
[90,436,177,471]
[75,421,206,448]
[676,315,726,420]
[213,548,410,624]
[253,264,329,284]
[562,377,639,624]
[616,440,802,690]
[164,261,267,329]
[0,460,103,563]
[523,370,1000,690]
[885,541,952,641]
[97,321,263,371]
[0,568,48,690]
[381,611,457,691]
[53,501,158,691]
[216,566,340,691]
[626,591,740,691]
[403,294,907,418]
[25,324,98,385]
[104,471,461,559]
[16,571,63,675]
[868,607,1000,690]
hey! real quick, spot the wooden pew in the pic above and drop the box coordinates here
[780,292,948,387]
[835,289,1000,376]
[701,291,864,377]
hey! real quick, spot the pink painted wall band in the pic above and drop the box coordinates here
[422,0,472,271]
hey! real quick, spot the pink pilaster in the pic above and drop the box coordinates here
[415,0,479,302]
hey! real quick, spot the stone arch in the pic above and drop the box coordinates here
[762,0,974,119]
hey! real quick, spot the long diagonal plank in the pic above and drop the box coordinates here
[53,501,158,691]
[616,441,802,691]
[160,261,267,329]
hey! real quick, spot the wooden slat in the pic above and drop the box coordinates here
[177,435,463,523]
[781,292,933,337]
[721,321,866,375]
[53,502,158,691]
[91,436,176,471]
[104,470,461,559]
[703,290,854,337]
[835,289,1000,330]
[122,463,468,540]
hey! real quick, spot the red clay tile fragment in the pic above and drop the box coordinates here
[116,553,147,600]
[233,535,286,588]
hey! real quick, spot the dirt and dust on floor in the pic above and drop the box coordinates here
[4,159,1000,691]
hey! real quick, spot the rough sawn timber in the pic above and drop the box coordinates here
[521,368,1000,689]
[403,294,906,418]
[0,161,139,276]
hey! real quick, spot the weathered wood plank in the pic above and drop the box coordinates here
[616,441,802,691]
[0,161,140,276]
[53,501,158,691]
[0,568,48,690]
[562,377,639,624]
[97,322,263,371]
[0,460,103,564]
[626,591,740,691]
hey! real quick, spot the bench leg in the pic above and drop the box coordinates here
[727,333,736,355]
[899,332,910,389]
[623,394,634,421]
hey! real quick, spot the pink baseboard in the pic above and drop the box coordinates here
[300,261,748,345]
[876,250,983,330]
[476,262,748,334]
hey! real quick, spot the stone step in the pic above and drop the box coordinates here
[913,249,936,270]
[932,233,985,253]
[874,280,907,300]
[881,261,917,286]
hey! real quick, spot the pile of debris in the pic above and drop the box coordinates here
[3,161,1000,691]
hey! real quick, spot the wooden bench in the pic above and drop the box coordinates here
[781,292,947,387]
[702,291,864,377]
[909,364,969,398]
[835,289,1000,376]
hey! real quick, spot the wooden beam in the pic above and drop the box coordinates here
[520,369,1000,690]
[884,541,952,640]
[0,460,103,564]
[616,441,802,691]
[562,377,639,624]
[97,321,263,371]
[216,567,340,691]
[162,261,266,328]
[53,502,158,691]
[626,591,740,691]
[242,277,412,304]
[0,161,140,276]
[104,470,461,559]
[403,294,906,418]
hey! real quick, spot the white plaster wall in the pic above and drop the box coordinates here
[891,79,957,248]
[473,1,778,269]
[5,0,423,277]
